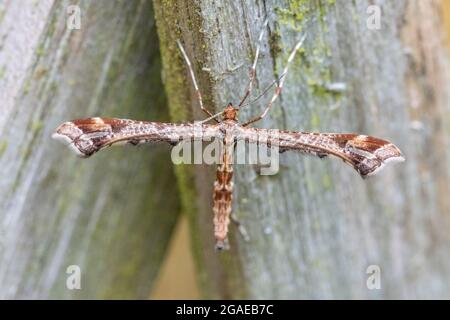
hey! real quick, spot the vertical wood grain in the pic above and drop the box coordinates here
[0,0,180,298]
[154,0,450,298]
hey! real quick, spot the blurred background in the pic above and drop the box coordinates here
[1,0,449,299]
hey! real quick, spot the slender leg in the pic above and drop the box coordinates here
[242,34,307,127]
[231,213,250,242]
[176,40,217,121]
[239,73,287,108]
[237,18,269,108]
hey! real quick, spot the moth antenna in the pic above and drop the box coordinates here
[243,33,307,126]
[238,72,287,109]
[237,17,270,107]
[176,39,219,122]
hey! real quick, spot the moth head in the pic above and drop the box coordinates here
[223,103,238,121]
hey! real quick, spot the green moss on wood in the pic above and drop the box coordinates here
[274,1,342,104]
[0,66,6,80]
[0,140,8,158]
[0,7,5,25]
[275,0,335,32]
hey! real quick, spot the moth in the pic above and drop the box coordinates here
[53,21,404,250]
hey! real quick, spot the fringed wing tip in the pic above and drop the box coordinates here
[52,121,93,158]
[52,133,88,158]
[362,154,405,178]
[358,142,405,179]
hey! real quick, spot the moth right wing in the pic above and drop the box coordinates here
[236,127,405,178]
[53,117,222,157]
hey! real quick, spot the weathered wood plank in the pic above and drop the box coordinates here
[0,0,179,298]
[154,0,450,298]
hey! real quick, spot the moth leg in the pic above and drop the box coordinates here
[231,213,250,242]
[242,34,307,127]
[237,18,269,108]
[215,238,230,251]
[176,40,218,122]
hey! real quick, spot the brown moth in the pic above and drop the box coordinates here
[53,21,404,250]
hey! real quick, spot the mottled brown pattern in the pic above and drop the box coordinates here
[53,105,404,249]
[237,128,404,177]
[212,120,235,250]
[53,117,221,157]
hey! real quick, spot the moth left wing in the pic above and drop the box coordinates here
[53,117,221,158]
[236,127,404,178]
